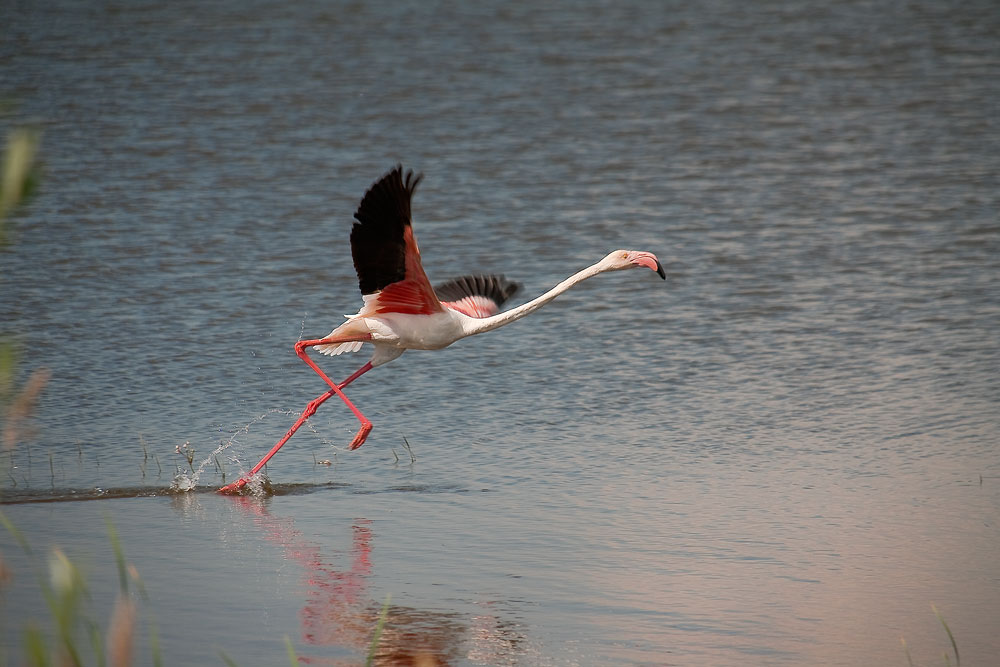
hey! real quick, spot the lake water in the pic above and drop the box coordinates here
[2,1,999,664]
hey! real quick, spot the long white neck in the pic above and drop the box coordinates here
[462,260,608,337]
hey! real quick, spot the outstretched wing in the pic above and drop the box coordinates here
[350,165,442,315]
[435,274,521,318]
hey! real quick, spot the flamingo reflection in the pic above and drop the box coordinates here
[227,496,524,666]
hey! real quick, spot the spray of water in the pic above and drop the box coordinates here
[171,406,345,492]
[171,408,296,492]
[171,311,346,493]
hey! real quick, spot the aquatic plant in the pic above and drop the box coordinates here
[1,119,47,455]
[0,123,41,243]
[365,594,391,666]
[0,511,159,667]
[901,605,961,667]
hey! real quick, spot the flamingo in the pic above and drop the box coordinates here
[219,165,665,493]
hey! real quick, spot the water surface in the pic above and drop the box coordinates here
[2,1,999,664]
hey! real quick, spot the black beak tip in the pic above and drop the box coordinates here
[655,261,666,280]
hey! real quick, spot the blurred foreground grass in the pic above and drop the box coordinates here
[1,511,161,667]
[0,126,41,239]
[901,605,962,667]
[1,122,48,455]
[0,511,408,666]
[0,511,311,667]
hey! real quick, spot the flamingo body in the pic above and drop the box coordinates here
[219,165,664,493]
[320,308,470,358]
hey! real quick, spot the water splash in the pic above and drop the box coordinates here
[170,437,229,492]
[170,471,198,492]
[169,406,343,493]
[297,310,309,343]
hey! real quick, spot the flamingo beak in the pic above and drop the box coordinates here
[631,252,667,279]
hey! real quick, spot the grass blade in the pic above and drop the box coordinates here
[284,635,298,666]
[365,594,391,666]
[104,515,128,594]
[23,624,50,667]
[900,636,915,667]
[150,621,164,667]
[0,509,32,553]
[932,604,960,667]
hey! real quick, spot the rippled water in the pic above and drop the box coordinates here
[2,1,999,665]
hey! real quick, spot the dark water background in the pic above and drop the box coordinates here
[2,1,999,664]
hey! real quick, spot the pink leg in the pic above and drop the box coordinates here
[291,339,374,451]
[218,337,374,494]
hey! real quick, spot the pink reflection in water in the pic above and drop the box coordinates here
[229,497,522,666]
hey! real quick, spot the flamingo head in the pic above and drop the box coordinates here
[602,250,666,279]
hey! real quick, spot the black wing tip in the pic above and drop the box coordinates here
[382,163,423,198]
[353,164,424,225]
[394,163,423,193]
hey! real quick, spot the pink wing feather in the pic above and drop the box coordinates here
[435,275,520,319]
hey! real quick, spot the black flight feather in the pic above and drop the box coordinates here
[434,274,521,310]
[350,165,423,295]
